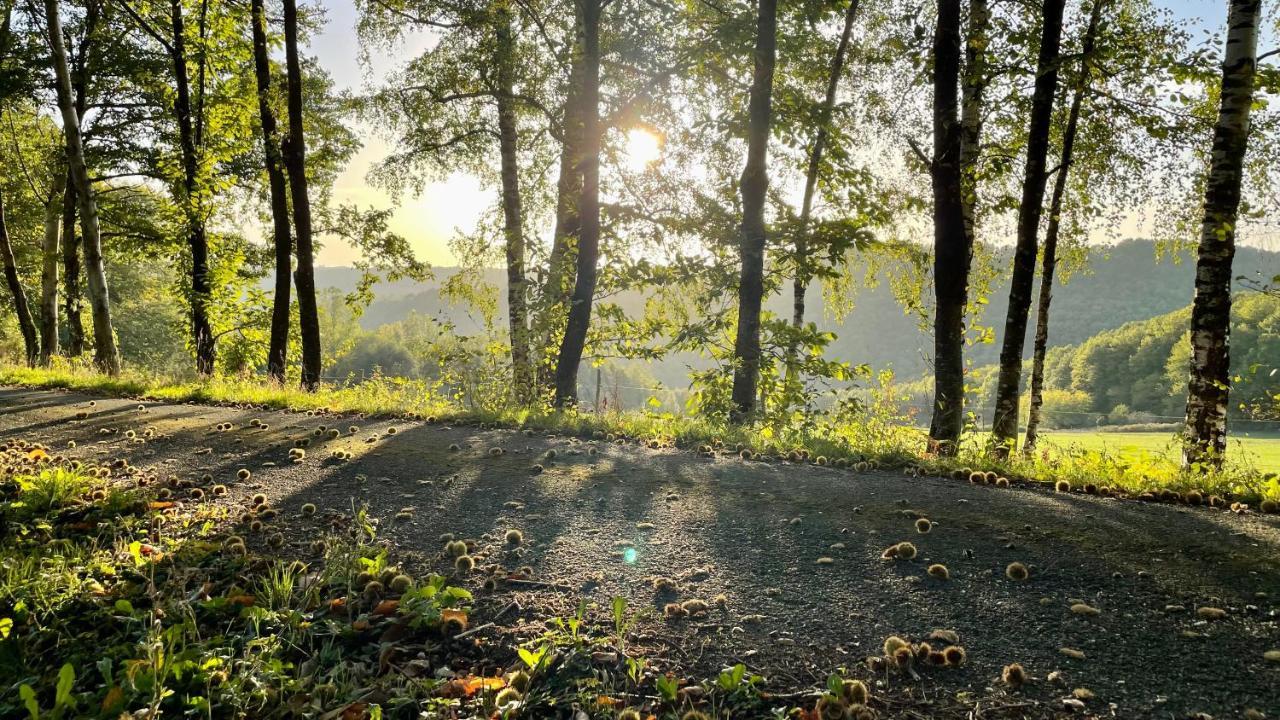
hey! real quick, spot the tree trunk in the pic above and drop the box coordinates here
[538,24,585,393]
[251,0,293,384]
[496,2,533,404]
[1024,0,1105,455]
[552,0,601,408]
[926,0,970,455]
[0,193,39,366]
[989,0,1066,457]
[61,175,83,356]
[958,0,988,239]
[45,0,118,374]
[1183,0,1260,467]
[169,0,215,375]
[729,0,778,423]
[283,0,321,390]
[39,170,66,364]
[791,0,860,332]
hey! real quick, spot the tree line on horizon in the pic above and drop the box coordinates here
[0,0,1276,470]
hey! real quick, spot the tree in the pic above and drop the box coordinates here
[250,0,293,384]
[925,0,970,455]
[790,0,860,333]
[553,0,603,408]
[1183,0,1261,466]
[0,192,38,365]
[1024,0,1107,454]
[990,0,1066,456]
[495,0,533,403]
[282,0,320,390]
[44,0,119,374]
[727,0,778,422]
[38,170,63,364]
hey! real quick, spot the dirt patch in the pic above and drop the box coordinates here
[2,386,1278,718]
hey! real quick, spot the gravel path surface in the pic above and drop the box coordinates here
[2,386,1278,719]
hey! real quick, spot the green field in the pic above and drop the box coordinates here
[1043,429,1280,471]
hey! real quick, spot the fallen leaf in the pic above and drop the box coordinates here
[372,599,399,616]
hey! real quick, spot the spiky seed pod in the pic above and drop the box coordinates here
[1070,603,1101,616]
[454,554,475,573]
[895,542,917,560]
[301,503,316,515]
[927,564,950,580]
[968,471,984,484]
[1185,490,1204,506]
[362,580,384,599]
[995,477,1010,488]
[880,544,899,560]
[943,645,966,666]
[927,650,948,666]
[349,426,359,434]
[679,712,709,720]
[488,447,503,456]
[1002,663,1026,687]
[267,533,285,547]
[227,542,247,556]
[617,710,642,720]
[190,488,205,500]
[892,646,914,671]
[249,520,264,533]
[1084,483,1099,495]
[389,574,413,593]
[237,469,251,481]
[883,635,909,657]
[663,602,687,619]
[842,679,870,705]
[916,518,932,534]
[506,670,531,693]
[505,529,523,545]
[1006,562,1029,581]
[1055,480,1070,492]
[482,577,499,591]
[814,696,844,720]
[311,540,327,553]
[250,493,267,506]
[1196,606,1227,620]
[446,540,468,557]
[355,571,375,586]
[1258,499,1277,513]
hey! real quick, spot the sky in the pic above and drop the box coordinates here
[306,0,1270,268]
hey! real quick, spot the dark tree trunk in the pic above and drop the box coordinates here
[250,0,293,384]
[1024,0,1106,455]
[39,171,65,364]
[926,0,971,455]
[553,0,601,408]
[1183,0,1260,467]
[0,194,39,366]
[496,5,533,404]
[538,24,585,393]
[169,0,215,375]
[791,0,859,332]
[959,0,988,238]
[990,0,1066,457]
[60,0,95,360]
[61,175,83,356]
[45,0,118,374]
[283,0,321,390]
[729,0,778,423]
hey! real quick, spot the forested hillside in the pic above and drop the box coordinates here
[899,291,1280,426]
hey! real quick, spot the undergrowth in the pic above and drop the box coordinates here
[1,361,1275,502]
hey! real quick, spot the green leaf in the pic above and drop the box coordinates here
[19,684,38,720]
[0,617,12,639]
[55,663,75,709]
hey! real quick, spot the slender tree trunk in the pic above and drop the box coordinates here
[0,194,39,366]
[282,0,321,390]
[250,0,293,383]
[1024,0,1105,454]
[61,176,83,356]
[958,0,988,239]
[60,0,94,360]
[792,0,860,331]
[989,0,1066,457]
[496,2,533,404]
[553,0,601,408]
[169,0,215,375]
[38,171,65,364]
[538,26,585,393]
[729,0,778,422]
[1183,0,1260,467]
[926,0,970,455]
[45,0,118,374]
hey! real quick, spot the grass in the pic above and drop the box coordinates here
[1,360,1276,503]
[1044,429,1280,469]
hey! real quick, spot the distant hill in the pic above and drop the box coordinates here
[309,239,1280,383]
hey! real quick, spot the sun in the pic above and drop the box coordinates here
[622,127,662,172]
